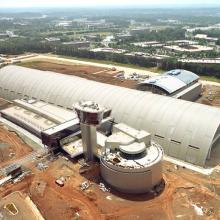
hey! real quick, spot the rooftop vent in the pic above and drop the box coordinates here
[167,70,181,76]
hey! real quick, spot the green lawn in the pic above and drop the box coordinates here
[18,61,40,68]
[200,75,220,83]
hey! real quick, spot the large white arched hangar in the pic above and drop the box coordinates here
[0,65,220,167]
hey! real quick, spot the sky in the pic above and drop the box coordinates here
[0,0,220,8]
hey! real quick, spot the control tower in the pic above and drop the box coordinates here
[74,101,104,161]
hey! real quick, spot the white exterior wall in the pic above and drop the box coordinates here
[174,82,202,101]
[100,158,162,193]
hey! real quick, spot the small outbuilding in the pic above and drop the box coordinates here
[137,69,202,101]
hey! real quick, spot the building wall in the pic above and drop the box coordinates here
[100,158,162,193]
[174,82,202,101]
[136,84,168,95]
[137,81,202,101]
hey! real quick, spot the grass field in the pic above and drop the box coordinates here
[200,75,220,83]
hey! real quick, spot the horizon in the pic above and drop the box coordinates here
[0,0,220,9]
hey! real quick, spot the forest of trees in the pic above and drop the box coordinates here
[161,58,220,78]
[1,38,220,78]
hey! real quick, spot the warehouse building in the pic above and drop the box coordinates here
[0,65,219,167]
[62,41,91,49]
[0,99,82,156]
[0,99,77,137]
[137,69,202,101]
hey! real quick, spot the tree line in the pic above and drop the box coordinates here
[1,39,220,78]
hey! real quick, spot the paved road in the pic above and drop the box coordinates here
[21,54,220,87]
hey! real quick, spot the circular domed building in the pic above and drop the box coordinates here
[100,123,163,194]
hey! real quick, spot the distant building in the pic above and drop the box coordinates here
[83,35,100,42]
[62,41,90,49]
[195,34,218,41]
[178,58,220,64]
[186,24,220,33]
[164,44,213,53]
[56,21,72,27]
[79,19,114,29]
[166,40,198,46]
[137,69,202,101]
[158,19,180,24]
[91,47,126,54]
[0,33,8,38]
[132,41,165,48]
[45,37,60,42]
[0,31,18,38]
[115,33,132,40]
[129,27,149,35]
[194,34,218,45]
[6,31,18,38]
[125,52,170,61]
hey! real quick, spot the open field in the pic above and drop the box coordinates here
[0,125,33,167]
[57,55,159,72]
[19,54,220,84]
[197,85,220,107]
[19,61,137,89]
[0,155,220,220]
[20,60,109,75]
[200,76,220,83]
[19,54,157,77]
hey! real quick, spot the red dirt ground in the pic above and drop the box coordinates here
[1,156,220,220]
[20,61,137,89]
[0,125,33,167]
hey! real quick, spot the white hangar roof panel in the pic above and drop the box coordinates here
[165,69,199,84]
[139,69,200,94]
[140,75,186,94]
[0,65,220,167]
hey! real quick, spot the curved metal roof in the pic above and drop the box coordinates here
[165,69,199,84]
[139,69,199,94]
[0,65,219,166]
[140,75,186,94]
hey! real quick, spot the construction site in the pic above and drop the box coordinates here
[20,60,138,89]
[0,54,220,220]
